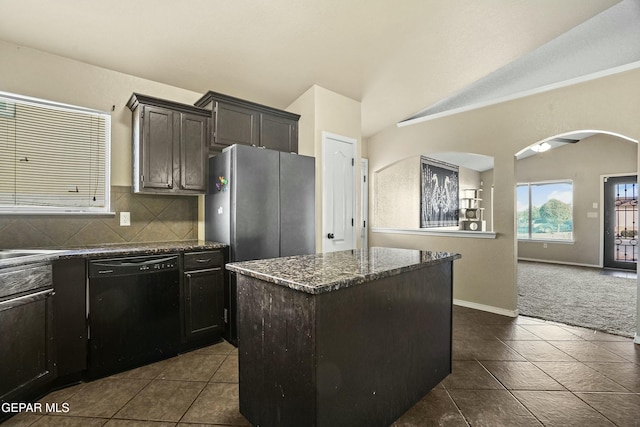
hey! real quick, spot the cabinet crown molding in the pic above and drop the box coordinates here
[127,93,210,117]
[195,90,300,121]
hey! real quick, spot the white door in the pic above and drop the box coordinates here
[322,132,356,252]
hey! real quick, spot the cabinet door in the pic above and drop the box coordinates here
[214,101,260,150]
[142,105,175,190]
[52,258,87,377]
[0,289,55,402]
[180,113,208,192]
[184,267,224,341]
[260,113,298,153]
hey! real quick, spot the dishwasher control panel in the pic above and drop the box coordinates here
[88,254,180,278]
[140,261,176,272]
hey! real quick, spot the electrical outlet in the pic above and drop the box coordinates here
[543,243,548,249]
[120,211,131,226]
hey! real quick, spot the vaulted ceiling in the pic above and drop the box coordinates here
[0,0,630,138]
[402,0,640,126]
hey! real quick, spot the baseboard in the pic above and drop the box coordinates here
[517,258,601,269]
[453,299,519,318]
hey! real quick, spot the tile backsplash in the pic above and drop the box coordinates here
[0,186,198,249]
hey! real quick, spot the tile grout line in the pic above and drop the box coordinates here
[473,356,547,426]
[541,338,639,394]
[440,383,472,427]
[175,350,234,425]
[572,392,622,427]
[107,376,155,424]
[496,335,632,426]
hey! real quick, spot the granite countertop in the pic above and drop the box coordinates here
[226,246,461,295]
[0,240,227,269]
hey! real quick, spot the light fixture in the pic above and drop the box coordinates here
[530,142,551,153]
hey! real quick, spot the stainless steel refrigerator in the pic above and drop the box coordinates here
[205,144,315,344]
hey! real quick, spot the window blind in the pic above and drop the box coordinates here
[0,92,110,213]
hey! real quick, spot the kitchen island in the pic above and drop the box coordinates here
[226,246,461,427]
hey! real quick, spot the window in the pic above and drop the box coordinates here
[517,181,573,241]
[0,92,110,214]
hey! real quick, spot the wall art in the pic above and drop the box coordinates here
[420,156,459,227]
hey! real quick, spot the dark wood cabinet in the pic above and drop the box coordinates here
[214,102,260,148]
[52,258,87,381]
[234,253,455,427]
[182,250,225,346]
[260,112,298,153]
[127,93,210,195]
[140,104,174,191]
[1,244,230,423]
[0,263,56,406]
[195,91,299,154]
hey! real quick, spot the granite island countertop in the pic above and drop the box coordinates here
[0,240,227,269]
[226,246,461,294]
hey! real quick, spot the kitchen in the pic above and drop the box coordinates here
[0,86,459,425]
[2,1,640,426]
[0,11,370,419]
[0,81,460,425]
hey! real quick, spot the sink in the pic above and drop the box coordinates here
[0,249,63,260]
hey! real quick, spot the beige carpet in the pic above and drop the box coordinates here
[517,261,637,337]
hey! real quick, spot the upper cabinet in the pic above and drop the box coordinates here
[127,94,210,195]
[195,91,299,154]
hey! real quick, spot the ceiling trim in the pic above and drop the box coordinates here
[398,60,640,128]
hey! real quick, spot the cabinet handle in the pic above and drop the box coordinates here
[195,258,211,263]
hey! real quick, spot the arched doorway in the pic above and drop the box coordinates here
[514,130,639,340]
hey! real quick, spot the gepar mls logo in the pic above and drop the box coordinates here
[2,402,70,414]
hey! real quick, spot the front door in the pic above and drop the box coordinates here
[603,175,638,270]
[322,132,356,253]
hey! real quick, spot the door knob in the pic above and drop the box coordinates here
[327,233,334,239]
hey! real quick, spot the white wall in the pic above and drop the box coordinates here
[0,42,368,248]
[373,156,485,230]
[373,157,420,228]
[5,39,638,333]
[367,68,640,315]
[287,85,362,252]
[0,41,203,187]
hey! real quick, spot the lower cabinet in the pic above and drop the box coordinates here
[52,258,87,382]
[0,263,56,408]
[0,246,228,423]
[182,250,225,346]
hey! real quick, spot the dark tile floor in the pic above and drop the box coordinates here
[2,305,639,426]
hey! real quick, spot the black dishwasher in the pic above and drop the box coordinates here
[87,254,180,379]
